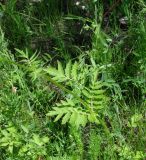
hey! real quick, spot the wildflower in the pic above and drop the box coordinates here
[81,6,86,10]
[75,1,80,6]
[12,86,17,94]
[119,17,128,25]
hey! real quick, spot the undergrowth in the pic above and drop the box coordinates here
[0,0,146,160]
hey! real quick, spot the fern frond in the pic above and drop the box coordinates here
[56,98,76,107]
[47,104,88,128]
[46,67,59,77]
[46,60,108,129]
[45,61,79,83]
[82,81,106,111]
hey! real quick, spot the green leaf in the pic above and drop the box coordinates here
[70,111,78,125]
[57,100,69,106]
[131,114,143,127]
[88,114,97,123]
[67,99,75,106]
[71,62,78,80]
[1,130,8,136]
[57,61,64,76]
[8,145,13,154]
[7,127,17,133]
[46,67,59,77]
[19,145,29,153]
[0,142,9,147]
[82,89,92,99]
[90,82,103,90]
[32,134,42,146]
[80,114,87,127]
[75,112,81,129]
[92,69,98,84]
[86,100,102,105]
[47,111,59,116]
[65,61,72,78]
[91,95,105,99]
[90,89,105,95]
[42,137,49,143]
[21,125,29,134]
[62,112,71,124]
[54,112,64,122]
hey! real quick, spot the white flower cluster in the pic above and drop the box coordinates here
[75,1,80,5]
[75,1,86,10]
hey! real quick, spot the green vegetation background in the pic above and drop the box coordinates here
[0,0,145,159]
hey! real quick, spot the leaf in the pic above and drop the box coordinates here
[19,145,28,153]
[32,134,42,146]
[131,114,143,127]
[8,145,13,154]
[15,48,28,59]
[46,111,59,116]
[71,62,78,80]
[46,67,59,77]
[0,142,9,147]
[57,99,75,107]
[7,127,16,133]
[67,99,75,106]
[90,57,96,67]
[57,61,64,76]
[92,69,98,84]
[91,95,105,99]
[90,82,103,90]
[42,137,49,143]
[1,130,8,136]
[80,114,87,127]
[21,125,29,134]
[75,112,81,129]
[65,61,72,78]
[90,89,105,95]
[62,112,71,124]
[88,114,97,123]
[82,89,92,99]
[69,111,78,125]
[54,112,64,122]
[53,76,66,82]
[57,100,70,106]
[86,100,102,106]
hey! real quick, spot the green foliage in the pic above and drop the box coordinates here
[46,61,108,128]
[0,1,146,159]
[0,123,49,159]
[0,125,22,154]
[88,130,101,159]
[114,144,145,160]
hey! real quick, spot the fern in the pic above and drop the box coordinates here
[47,106,87,128]
[45,60,78,83]
[15,49,44,81]
[46,60,108,128]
